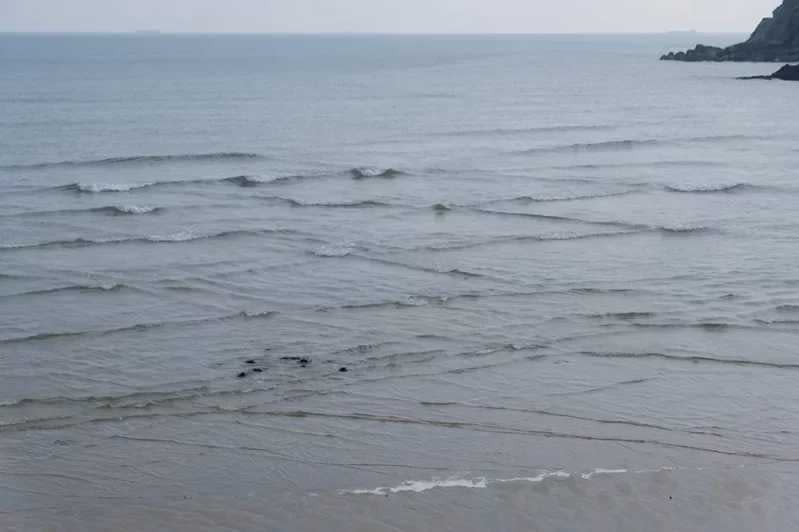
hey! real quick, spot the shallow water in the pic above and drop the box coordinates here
[1,33,799,530]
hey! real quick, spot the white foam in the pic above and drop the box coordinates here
[580,468,628,480]
[77,183,149,193]
[354,167,385,178]
[340,466,693,496]
[341,477,488,496]
[116,205,157,214]
[148,231,196,242]
[313,243,355,257]
[495,471,571,484]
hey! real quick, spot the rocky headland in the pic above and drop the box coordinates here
[661,0,799,62]
[738,63,799,80]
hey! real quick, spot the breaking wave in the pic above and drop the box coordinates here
[664,183,755,194]
[223,174,319,187]
[61,182,155,193]
[350,167,404,179]
[106,205,161,215]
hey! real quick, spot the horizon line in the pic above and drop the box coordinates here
[0,30,749,36]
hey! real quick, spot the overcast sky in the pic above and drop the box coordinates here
[0,0,780,34]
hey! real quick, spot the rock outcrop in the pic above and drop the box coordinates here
[661,0,799,62]
[738,63,799,80]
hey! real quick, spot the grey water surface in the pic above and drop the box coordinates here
[1,33,798,531]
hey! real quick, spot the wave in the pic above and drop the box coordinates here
[60,173,309,194]
[273,197,390,209]
[350,167,404,179]
[0,310,278,345]
[569,287,637,295]
[551,160,724,170]
[1,283,131,298]
[61,176,239,193]
[313,250,492,279]
[664,183,755,194]
[311,243,360,257]
[224,174,316,187]
[109,205,161,215]
[2,152,263,170]
[470,207,645,230]
[0,205,162,218]
[521,135,761,155]
[656,225,715,235]
[586,312,656,320]
[432,203,453,212]
[485,191,636,204]
[630,322,735,331]
[445,268,484,278]
[521,139,660,154]
[419,231,642,252]
[0,228,297,252]
[438,124,613,137]
[417,224,711,253]
[776,304,799,312]
[578,350,799,369]
[48,169,400,195]
[323,299,434,312]
[315,200,390,208]
[0,385,214,410]
[62,182,155,193]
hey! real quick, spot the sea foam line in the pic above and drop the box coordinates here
[339,467,676,495]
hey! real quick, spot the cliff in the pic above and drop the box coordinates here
[661,0,799,62]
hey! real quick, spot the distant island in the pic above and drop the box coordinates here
[661,0,799,62]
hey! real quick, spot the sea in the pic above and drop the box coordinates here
[1,33,798,531]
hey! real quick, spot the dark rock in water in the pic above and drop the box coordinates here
[237,371,248,378]
[661,45,724,62]
[281,356,310,366]
[773,63,799,78]
[339,367,348,372]
[252,367,263,373]
[661,0,799,62]
[738,63,799,80]
[245,359,256,364]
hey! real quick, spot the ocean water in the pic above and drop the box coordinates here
[2,33,799,530]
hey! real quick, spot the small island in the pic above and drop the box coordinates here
[661,0,799,62]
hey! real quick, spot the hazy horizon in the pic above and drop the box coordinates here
[0,0,780,34]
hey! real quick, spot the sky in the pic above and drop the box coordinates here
[0,0,780,34]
